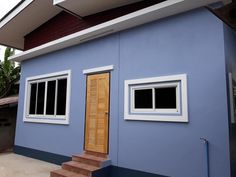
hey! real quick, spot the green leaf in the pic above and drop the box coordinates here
[0,47,21,98]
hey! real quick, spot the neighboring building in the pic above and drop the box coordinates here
[0,96,18,152]
[0,0,236,177]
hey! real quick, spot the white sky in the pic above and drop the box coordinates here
[0,0,21,61]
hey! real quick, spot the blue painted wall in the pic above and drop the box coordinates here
[224,24,236,177]
[15,8,231,177]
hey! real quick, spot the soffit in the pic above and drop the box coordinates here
[55,0,143,17]
[0,0,61,50]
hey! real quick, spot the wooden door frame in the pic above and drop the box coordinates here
[83,72,111,154]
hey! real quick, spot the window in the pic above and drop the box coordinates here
[131,82,180,114]
[134,89,153,109]
[24,70,71,124]
[124,74,188,122]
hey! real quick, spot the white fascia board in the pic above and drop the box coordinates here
[10,0,224,62]
[53,0,66,5]
[83,65,114,74]
[0,0,33,28]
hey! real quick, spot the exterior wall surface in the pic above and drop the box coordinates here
[15,8,231,177]
[224,24,236,177]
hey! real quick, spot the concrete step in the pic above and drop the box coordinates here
[50,169,88,177]
[84,151,107,158]
[62,161,99,176]
[72,154,108,167]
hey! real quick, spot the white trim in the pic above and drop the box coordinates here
[228,73,235,124]
[26,70,70,81]
[65,71,71,124]
[35,83,38,114]
[23,70,71,125]
[54,79,58,116]
[22,117,69,125]
[0,0,34,28]
[130,82,180,114]
[53,0,66,5]
[124,74,188,122]
[43,81,48,115]
[83,65,114,74]
[9,0,226,62]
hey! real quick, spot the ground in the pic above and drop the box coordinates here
[0,153,59,177]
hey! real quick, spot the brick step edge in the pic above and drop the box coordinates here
[84,151,107,158]
[62,161,99,176]
[51,169,88,177]
[72,154,110,167]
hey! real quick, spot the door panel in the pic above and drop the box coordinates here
[85,73,109,154]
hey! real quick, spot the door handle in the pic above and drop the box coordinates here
[105,111,109,115]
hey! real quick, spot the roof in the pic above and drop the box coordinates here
[0,0,143,50]
[0,96,18,106]
[0,0,61,49]
[212,1,236,30]
[0,0,231,61]
[0,0,25,23]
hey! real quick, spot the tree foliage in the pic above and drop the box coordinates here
[0,47,21,98]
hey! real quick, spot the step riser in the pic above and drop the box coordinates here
[62,164,91,176]
[50,169,88,177]
[50,172,64,177]
[72,156,101,167]
[84,151,107,158]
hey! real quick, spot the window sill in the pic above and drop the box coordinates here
[124,114,188,122]
[131,108,180,114]
[23,117,69,125]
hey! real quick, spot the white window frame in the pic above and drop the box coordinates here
[131,82,180,114]
[124,74,188,122]
[83,65,114,74]
[23,70,71,124]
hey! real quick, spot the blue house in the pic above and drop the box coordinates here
[0,0,236,176]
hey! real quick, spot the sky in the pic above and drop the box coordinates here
[0,0,21,61]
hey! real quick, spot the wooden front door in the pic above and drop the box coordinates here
[85,73,110,154]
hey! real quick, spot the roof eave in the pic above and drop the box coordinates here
[0,0,61,50]
[10,0,228,62]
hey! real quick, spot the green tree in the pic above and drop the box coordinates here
[0,47,20,98]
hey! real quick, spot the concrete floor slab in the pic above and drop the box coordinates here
[0,153,60,177]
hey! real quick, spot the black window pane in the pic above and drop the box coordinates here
[56,79,67,115]
[155,87,176,109]
[46,80,56,115]
[134,89,153,109]
[36,82,45,114]
[29,83,37,114]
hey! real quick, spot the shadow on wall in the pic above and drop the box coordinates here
[0,105,17,152]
